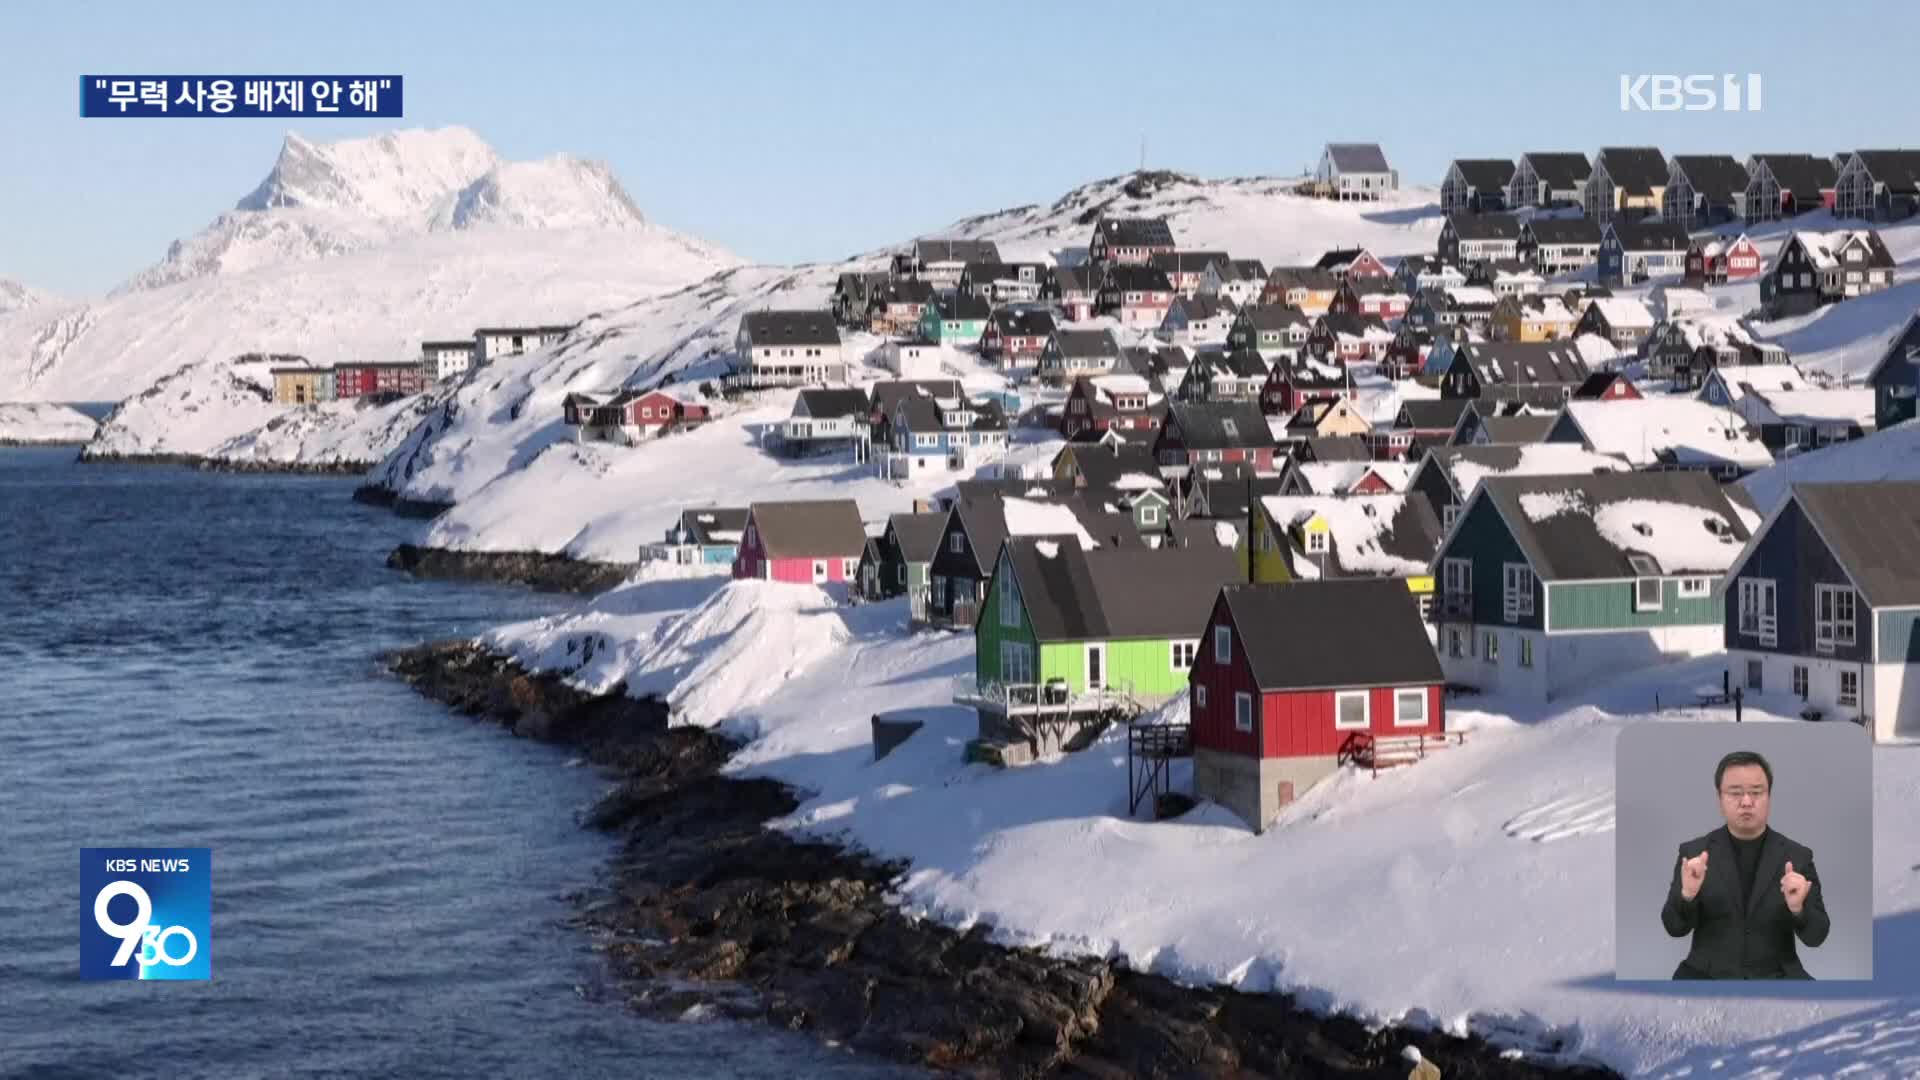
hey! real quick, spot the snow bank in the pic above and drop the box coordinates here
[1742,420,1920,512]
[0,402,97,445]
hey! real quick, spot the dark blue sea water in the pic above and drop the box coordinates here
[0,448,907,1078]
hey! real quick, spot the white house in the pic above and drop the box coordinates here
[474,325,570,366]
[735,309,847,386]
[1313,142,1397,201]
[421,339,476,381]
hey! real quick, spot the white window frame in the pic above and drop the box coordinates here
[1677,577,1710,598]
[1234,691,1253,733]
[1502,562,1534,621]
[1334,690,1370,730]
[950,533,965,554]
[1519,636,1534,669]
[999,571,1021,629]
[812,560,828,583]
[1195,683,1208,710]
[1634,577,1663,613]
[1815,584,1856,652]
[1791,664,1809,700]
[1443,557,1472,597]
[1140,504,1161,526]
[1000,641,1034,686]
[1305,528,1329,554]
[1738,578,1778,646]
[1483,632,1499,664]
[1840,670,1860,708]
[1392,688,1428,728]
[1214,625,1232,664]
[1171,639,1198,670]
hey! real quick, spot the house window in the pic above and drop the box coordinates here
[1484,632,1499,664]
[1448,628,1464,658]
[1634,576,1663,612]
[1000,641,1034,685]
[1519,637,1534,668]
[1215,625,1232,664]
[1677,578,1710,599]
[1334,690,1370,730]
[1394,688,1428,728]
[1195,683,1208,710]
[1171,640,1198,669]
[842,558,858,577]
[1140,505,1161,526]
[812,560,828,583]
[1000,571,1021,628]
[1738,579,1778,645]
[1305,529,1329,554]
[897,563,907,587]
[1746,659,1763,691]
[1791,665,1808,700]
[1443,557,1472,598]
[1815,584,1857,652]
[1443,505,1461,531]
[950,534,965,555]
[1234,692,1253,733]
[1502,563,1534,621]
[1840,670,1860,708]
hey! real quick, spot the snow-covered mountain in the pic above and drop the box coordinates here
[0,401,96,444]
[0,278,57,316]
[0,126,737,405]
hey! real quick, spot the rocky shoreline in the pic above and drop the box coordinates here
[350,483,455,519]
[386,542,635,593]
[387,639,1621,1080]
[75,449,378,474]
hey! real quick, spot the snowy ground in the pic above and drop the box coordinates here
[0,401,97,444]
[482,577,1920,1078]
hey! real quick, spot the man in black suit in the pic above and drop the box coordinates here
[1660,750,1831,978]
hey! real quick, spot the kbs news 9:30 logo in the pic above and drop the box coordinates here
[80,848,211,981]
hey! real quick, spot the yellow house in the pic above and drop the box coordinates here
[271,367,332,406]
[1239,494,1440,610]
[1284,396,1373,440]
[1490,295,1578,342]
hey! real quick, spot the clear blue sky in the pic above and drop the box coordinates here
[1,0,1911,296]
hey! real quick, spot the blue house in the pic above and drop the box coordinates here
[1722,482,1920,741]
[1597,219,1690,285]
[1867,311,1920,431]
[879,391,1010,476]
[643,506,749,567]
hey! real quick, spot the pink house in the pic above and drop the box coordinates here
[732,498,868,584]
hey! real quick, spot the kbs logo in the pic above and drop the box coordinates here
[1620,74,1762,112]
[80,848,211,981]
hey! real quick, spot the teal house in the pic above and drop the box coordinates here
[919,293,990,346]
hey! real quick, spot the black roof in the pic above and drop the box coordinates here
[886,512,950,564]
[1397,398,1475,431]
[1314,247,1373,271]
[742,309,840,347]
[1596,147,1669,195]
[931,292,991,320]
[1670,155,1750,201]
[914,238,1000,264]
[1788,482,1920,607]
[1300,435,1372,462]
[1607,219,1692,252]
[869,378,962,417]
[1325,143,1392,173]
[893,394,1008,434]
[1461,341,1592,387]
[1473,415,1556,445]
[1241,303,1311,332]
[796,388,872,418]
[1520,153,1592,189]
[1056,441,1163,493]
[1052,327,1123,358]
[1095,216,1176,248]
[1222,581,1442,692]
[949,492,1115,576]
[1003,537,1243,643]
[1750,153,1838,199]
[1851,150,1920,195]
[1168,401,1274,451]
[677,506,749,545]
[1523,217,1603,245]
[1447,212,1522,241]
[989,307,1057,337]
[1270,354,1348,392]
[1151,250,1231,275]
[1102,264,1175,292]
[1267,267,1342,292]
[1575,371,1632,398]
[1452,158,1516,190]
[1474,472,1751,580]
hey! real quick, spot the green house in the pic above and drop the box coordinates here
[963,534,1242,743]
[1431,470,1755,703]
[919,293,990,346]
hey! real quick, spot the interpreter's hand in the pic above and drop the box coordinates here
[1680,850,1709,901]
[1781,861,1810,915]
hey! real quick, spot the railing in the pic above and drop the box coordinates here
[951,674,1148,717]
[1339,731,1466,776]
[1439,592,1474,621]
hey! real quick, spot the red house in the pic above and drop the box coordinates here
[1190,580,1447,832]
[582,388,711,442]
[1258,354,1347,417]
[1314,247,1391,281]
[732,499,867,584]
[1060,374,1163,438]
[1328,278,1411,322]
[1155,401,1279,473]
[1573,371,1643,401]
[336,360,429,399]
[1684,234,1764,285]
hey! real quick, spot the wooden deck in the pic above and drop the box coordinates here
[1338,731,1466,776]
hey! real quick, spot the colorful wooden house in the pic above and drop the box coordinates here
[1760,229,1895,317]
[1683,234,1763,286]
[1282,397,1372,443]
[1867,312,1920,430]
[581,387,711,445]
[1314,247,1391,281]
[979,308,1057,376]
[1404,443,1629,534]
[1039,328,1125,386]
[1097,264,1177,329]
[918,292,991,346]
[1572,297,1656,353]
[1190,579,1447,830]
[1259,268,1341,316]
[1089,216,1177,264]
[1157,293,1238,348]
[1247,493,1442,604]
[1743,153,1837,225]
[1173,348,1267,404]
[1328,278,1411,323]
[1833,149,1920,222]
[643,506,749,567]
[1432,471,1754,702]
[927,493,1115,629]
[733,309,846,387]
[1432,339,1593,408]
[1150,250,1231,296]
[1722,482,1920,741]
[1574,372,1642,401]
[877,392,1010,476]
[1440,159,1516,214]
[1518,217,1603,275]
[866,280,936,336]
[1060,374,1163,439]
[733,499,868,584]
[960,536,1243,747]
[1663,155,1750,228]
[1545,398,1773,479]
[857,510,949,620]
[1154,401,1279,473]
[1506,152,1591,209]
[1199,258,1269,307]
[1305,313,1391,364]
[1259,353,1349,418]
[1226,303,1312,361]
[1439,212,1522,266]
[1489,294,1578,342]
[1583,146,1668,224]
[1597,219,1690,285]
[1312,143,1397,201]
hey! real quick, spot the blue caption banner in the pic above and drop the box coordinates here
[81,76,402,117]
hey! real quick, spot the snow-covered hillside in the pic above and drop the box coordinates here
[370,173,1448,554]
[82,355,451,467]
[483,577,1920,1078]
[0,126,738,404]
[0,278,57,317]
[0,401,97,445]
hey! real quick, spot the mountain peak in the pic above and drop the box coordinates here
[0,277,58,315]
[235,126,501,221]
[432,154,647,232]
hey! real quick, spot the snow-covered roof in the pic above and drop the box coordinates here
[1584,297,1654,330]
[1295,461,1374,494]
[1260,494,1438,578]
[1435,444,1630,500]
[1002,497,1099,548]
[1524,494,1748,574]
[1445,285,1497,306]
[1560,399,1773,470]
[1749,388,1876,428]
[1667,312,1755,351]
[1702,363,1810,403]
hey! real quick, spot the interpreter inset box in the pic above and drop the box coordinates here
[1614,722,1871,981]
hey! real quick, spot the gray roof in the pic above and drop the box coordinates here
[1460,341,1592,387]
[742,309,841,347]
[990,307,1057,337]
[887,511,950,564]
[1476,472,1751,580]
[1150,250,1231,274]
[1671,155,1750,201]
[1750,153,1838,199]
[893,394,1008,435]
[1452,158,1516,190]
[1266,267,1342,292]
[1398,398,1476,431]
[915,238,1000,264]
[677,506,749,545]
[1607,219,1692,252]
[795,387,872,419]
[1057,442,1163,493]
[1053,327,1123,359]
[931,292,992,320]
[1596,147,1669,195]
[1004,537,1244,643]
[1242,303,1312,332]
[1788,483,1920,607]
[1474,415,1556,445]
[1521,153,1592,189]
[1301,435,1372,462]
[1101,264,1175,292]
[869,378,963,417]
[747,499,868,559]
[1167,400,1274,451]
[1095,217,1176,248]
[1523,217,1602,245]
[1448,212,1522,241]
[1326,142,1392,174]
[1269,354,1347,392]
[1851,150,1920,195]
[1223,581,1443,691]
